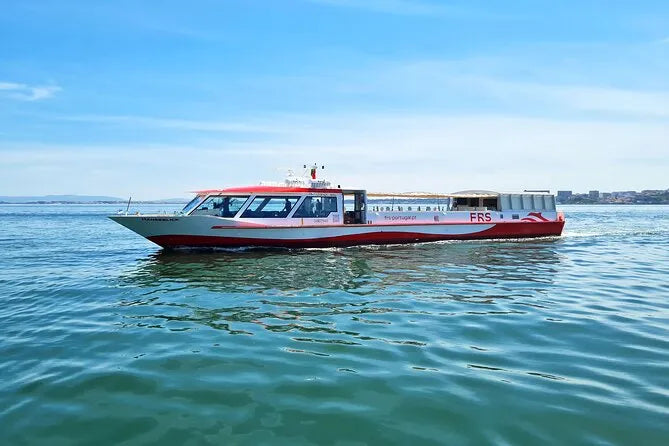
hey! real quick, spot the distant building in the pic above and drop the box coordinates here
[557,190,572,202]
[601,192,611,199]
[588,190,600,200]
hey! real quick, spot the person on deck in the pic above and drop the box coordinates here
[221,197,231,217]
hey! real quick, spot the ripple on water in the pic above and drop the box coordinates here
[1,204,668,444]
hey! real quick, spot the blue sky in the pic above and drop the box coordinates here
[1,0,668,199]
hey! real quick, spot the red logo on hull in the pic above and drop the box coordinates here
[469,212,492,222]
[521,212,550,222]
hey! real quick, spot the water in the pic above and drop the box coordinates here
[1,204,668,445]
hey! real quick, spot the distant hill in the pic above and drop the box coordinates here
[147,198,189,204]
[0,195,125,203]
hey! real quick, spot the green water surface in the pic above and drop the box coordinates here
[1,205,668,445]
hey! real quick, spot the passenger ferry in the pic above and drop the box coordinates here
[110,165,565,249]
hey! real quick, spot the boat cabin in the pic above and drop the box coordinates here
[181,186,367,226]
[179,166,556,228]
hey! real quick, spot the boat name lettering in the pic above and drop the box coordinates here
[470,212,492,222]
[140,217,178,222]
[384,215,417,221]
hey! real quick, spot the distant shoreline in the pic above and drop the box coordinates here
[0,201,188,205]
[559,202,669,205]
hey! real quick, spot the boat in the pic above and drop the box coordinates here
[109,165,565,249]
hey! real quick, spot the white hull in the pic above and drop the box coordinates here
[110,210,564,248]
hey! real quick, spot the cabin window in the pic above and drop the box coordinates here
[482,198,498,210]
[454,197,482,209]
[522,195,533,209]
[218,196,249,217]
[192,195,249,216]
[499,195,511,210]
[532,195,544,210]
[454,197,469,207]
[545,195,556,210]
[182,195,204,214]
[293,196,338,218]
[240,196,299,218]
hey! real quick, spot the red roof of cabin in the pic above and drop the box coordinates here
[194,185,344,195]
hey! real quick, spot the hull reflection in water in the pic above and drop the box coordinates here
[118,240,562,337]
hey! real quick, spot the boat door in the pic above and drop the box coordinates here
[343,190,367,224]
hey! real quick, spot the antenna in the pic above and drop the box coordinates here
[298,163,327,181]
[125,196,132,214]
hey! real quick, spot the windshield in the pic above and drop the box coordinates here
[181,195,204,214]
[193,195,250,217]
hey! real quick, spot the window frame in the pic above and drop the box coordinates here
[239,195,302,219]
[190,195,251,217]
[182,195,205,215]
[216,195,251,218]
[291,194,340,219]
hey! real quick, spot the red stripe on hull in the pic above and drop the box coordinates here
[147,221,565,249]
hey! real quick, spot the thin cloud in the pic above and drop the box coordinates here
[326,58,669,118]
[56,114,288,134]
[0,81,61,101]
[461,77,669,118]
[2,113,667,198]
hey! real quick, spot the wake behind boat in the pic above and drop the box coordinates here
[110,165,565,249]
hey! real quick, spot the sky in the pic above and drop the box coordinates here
[1,0,668,199]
